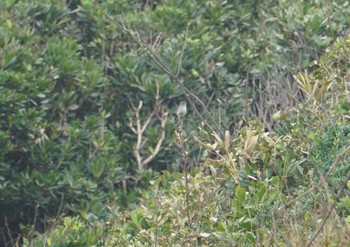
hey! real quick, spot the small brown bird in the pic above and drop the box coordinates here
[176,101,187,118]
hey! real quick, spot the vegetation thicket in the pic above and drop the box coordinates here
[0,0,349,246]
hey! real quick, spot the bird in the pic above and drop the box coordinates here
[176,101,187,118]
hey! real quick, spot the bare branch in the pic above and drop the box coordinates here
[141,113,154,133]
[129,117,137,133]
[142,112,169,166]
[128,90,169,171]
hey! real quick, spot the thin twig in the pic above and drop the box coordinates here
[284,147,349,209]
[176,25,189,77]
[28,203,40,239]
[4,216,14,247]
[103,12,221,134]
[305,169,350,247]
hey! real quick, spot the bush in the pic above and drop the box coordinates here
[1,0,350,245]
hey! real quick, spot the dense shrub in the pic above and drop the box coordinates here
[30,31,350,246]
[1,0,350,245]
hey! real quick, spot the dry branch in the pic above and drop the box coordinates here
[128,85,169,171]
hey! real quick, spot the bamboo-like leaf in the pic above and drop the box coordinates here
[212,131,223,145]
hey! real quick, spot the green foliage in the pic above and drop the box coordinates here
[29,172,285,246]
[1,0,350,246]
[26,217,107,247]
[309,123,350,186]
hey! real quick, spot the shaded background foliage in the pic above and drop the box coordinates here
[0,0,350,245]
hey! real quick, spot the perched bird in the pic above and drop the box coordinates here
[176,101,187,118]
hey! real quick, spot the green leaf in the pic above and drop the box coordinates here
[270,176,280,185]
[69,104,79,110]
[257,184,267,202]
[235,186,246,203]
[341,197,350,210]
